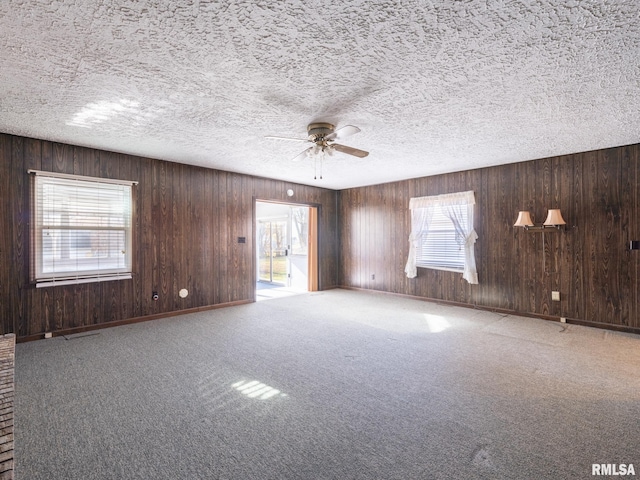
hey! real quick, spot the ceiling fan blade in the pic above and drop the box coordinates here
[332,143,369,158]
[265,135,309,143]
[325,125,361,141]
[292,146,314,162]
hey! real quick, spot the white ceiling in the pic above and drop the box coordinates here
[1,1,639,190]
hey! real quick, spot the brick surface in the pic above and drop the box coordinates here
[0,335,14,480]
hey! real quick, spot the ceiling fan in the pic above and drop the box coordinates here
[266,122,369,163]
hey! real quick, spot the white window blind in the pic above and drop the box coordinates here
[30,170,136,287]
[416,206,466,271]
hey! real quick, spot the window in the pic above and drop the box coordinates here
[30,170,136,287]
[416,206,467,271]
[404,191,478,284]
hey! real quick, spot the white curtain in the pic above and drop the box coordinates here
[404,203,434,278]
[443,197,478,284]
[404,191,479,284]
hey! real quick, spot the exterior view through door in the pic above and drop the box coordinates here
[256,201,317,297]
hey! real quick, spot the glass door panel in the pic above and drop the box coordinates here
[258,217,288,285]
[290,207,309,255]
[258,221,272,282]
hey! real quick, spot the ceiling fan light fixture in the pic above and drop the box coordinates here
[307,144,321,157]
[267,122,369,178]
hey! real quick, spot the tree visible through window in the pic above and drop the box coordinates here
[30,170,136,287]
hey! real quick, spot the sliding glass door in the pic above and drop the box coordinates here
[258,217,289,285]
[256,202,313,291]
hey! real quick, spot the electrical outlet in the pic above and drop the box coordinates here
[371,274,375,280]
[551,291,560,301]
[560,317,567,323]
[44,332,52,339]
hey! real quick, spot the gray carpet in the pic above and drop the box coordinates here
[15,289,640,479]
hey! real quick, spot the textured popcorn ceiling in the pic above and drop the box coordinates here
[1,1,640,189]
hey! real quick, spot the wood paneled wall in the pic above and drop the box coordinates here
[338,144,640,331]
[3,132,639,337]
[0,134,338,338]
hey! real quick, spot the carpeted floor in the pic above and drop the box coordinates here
[14,289,640,479]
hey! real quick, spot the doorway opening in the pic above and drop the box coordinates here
[255,201,318,301]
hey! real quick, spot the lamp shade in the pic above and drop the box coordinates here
[514,211,534,227]
[543,209,566,226]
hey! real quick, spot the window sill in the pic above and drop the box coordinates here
[35,274,132,288]
[417,265,464,274]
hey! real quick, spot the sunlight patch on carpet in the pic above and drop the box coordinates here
[232,379,284,400]
[424,314,451,333]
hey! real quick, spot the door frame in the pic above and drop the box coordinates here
[253,198,320,301]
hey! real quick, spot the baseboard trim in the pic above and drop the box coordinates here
[560,318,640,335]
[337,286,640,335]
[19,288,640,342]
[17,299,253,343]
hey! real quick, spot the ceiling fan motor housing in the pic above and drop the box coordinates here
[307,122,335,140]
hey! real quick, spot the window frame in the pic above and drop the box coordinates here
[415,205,467,273]
[29,170,137,287]
[405,190,478,284]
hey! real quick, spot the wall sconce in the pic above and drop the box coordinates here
[514,208,566,277]
[513,209,566,231]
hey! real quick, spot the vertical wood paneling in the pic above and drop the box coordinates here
[571,152,585,321]
[159,161,171,310]
[390,181,406,294]
[0,136,13,334]
[343,190,355,286]
[630,146,640,328]
[227,173,241,301]
[539,157,552,316]
[582,151,601,322]
[10,137,26,337]
[52,142,73,174]
[215,171,228,303]
[618,146,634,326]
[188,166,199,307]
[379,185,390,292]
[4,131,640,336]
[130,157,143,319]
[486,163,514,310]
[338,144,640,332]
[139,158,154,316]
[117,153,137,320]
[558,155,573,318]
[23,139,42,335]
[201,168,214,306]
[338,190,345,286]
[476,170,489,306]
[1,136,338,338]
[171,164,183,311]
